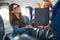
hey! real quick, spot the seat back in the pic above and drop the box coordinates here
[36,28,55,40]
[0,15,5,40]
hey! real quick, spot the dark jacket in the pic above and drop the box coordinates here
[50,0,60,40]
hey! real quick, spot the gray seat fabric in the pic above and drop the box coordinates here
[36,28,54,40]
[0,15,5,40]
[9,34,36,40]
[4,33,36,40]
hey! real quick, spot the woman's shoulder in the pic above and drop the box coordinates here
[23,16,29,20]
[23,16,30,25]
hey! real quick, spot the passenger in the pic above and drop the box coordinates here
[6,3,38,40]
[43,0,52,8]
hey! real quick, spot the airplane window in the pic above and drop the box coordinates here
[21,7,31,21]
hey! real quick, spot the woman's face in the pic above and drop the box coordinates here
[12,5,21,14]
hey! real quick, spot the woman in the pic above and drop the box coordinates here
[9,3,29,28]
[5,3,37,40]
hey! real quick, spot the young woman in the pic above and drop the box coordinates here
[9,3,31,35]
[5,3,37,40]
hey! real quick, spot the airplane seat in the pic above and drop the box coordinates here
[4,33,36,40]
[0,15,5,40]
[0,7,13,35]
[25,6,33,20]
[19,34,35,40]
[36,28,55,40]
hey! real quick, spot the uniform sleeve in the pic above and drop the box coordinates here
[50,7,60,30]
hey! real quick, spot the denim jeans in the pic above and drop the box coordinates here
[13,25,36,37]
[6,25,37,40]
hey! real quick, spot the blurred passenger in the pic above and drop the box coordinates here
[43,0,52,8]
[37,0,52,8]
[37,2,42,8]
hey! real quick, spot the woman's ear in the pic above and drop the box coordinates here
[11,11,14,13]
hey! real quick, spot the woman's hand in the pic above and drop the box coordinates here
[27,25,50,29]
[27,25,34,29]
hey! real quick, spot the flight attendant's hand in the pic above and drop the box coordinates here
[44,24,50,29]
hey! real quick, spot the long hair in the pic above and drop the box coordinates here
[9,3,25,27]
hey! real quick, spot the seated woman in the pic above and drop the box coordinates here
[5,3,38,40]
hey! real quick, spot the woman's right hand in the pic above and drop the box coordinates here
[27,25,44,29]
[27,25,34,29]
[37,26,43,29]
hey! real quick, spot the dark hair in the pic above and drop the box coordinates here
[9,3,25,27]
